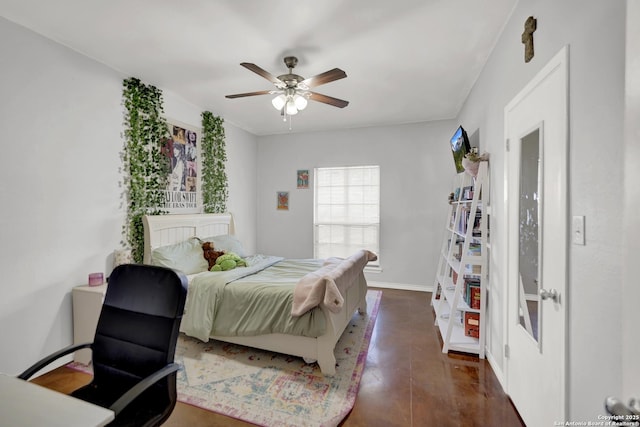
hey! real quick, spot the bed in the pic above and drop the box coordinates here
[142,213,374,375]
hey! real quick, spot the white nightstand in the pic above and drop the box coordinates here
[72,283,107,365]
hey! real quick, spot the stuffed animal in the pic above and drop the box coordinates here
[211,252,247,271]
[202,242,225,270]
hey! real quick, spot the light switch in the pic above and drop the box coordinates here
[572,216,585,245]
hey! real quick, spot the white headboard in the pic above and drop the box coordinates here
[142,213,235,264]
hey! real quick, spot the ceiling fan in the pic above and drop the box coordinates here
[225,56,349,120]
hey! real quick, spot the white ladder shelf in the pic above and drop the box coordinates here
[431,161,489,358]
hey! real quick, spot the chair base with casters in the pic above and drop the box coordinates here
[18,264,188,427]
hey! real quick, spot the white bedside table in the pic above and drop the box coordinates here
[72,283,107,365]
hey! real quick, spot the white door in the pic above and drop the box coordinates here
[505,46,568,426]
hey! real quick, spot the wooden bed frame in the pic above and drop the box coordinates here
[142,213,368,375]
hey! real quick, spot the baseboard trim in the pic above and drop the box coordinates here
[486,349,507,392]
[367,281,431,293]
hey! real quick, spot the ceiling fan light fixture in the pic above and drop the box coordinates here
[271,94,286,110]
[286,99,298,115]
[294,94,308,111]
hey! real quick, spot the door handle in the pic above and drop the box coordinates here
[539,288,560,303]
[605,396,640,417]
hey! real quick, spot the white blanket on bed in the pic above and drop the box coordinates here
[291,249,377,317]
[180,254,283,341]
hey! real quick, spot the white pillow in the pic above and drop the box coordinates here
[151,237,208,274]
[202,234,246,257]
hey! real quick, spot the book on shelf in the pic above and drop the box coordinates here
[462,277,481,310]
[446,238,463,254]
[457,206,468,234]
[455,206,482,236]
[464,312,480,338]
[472,210,482,236]
[463,278,481,310]
[462,185,474,200]
[470,285,481,310]
[453,240,463,261]
[468,242,481,256]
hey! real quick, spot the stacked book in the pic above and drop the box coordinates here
[463,277,481,310]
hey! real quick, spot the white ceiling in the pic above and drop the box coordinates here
[0,0,516,135]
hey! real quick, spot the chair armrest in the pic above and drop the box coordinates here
[109,363,180,416]
[18,342,93,380]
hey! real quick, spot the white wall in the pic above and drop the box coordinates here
[0,17,258,374]
[622,0,640,402]
[223,123,259,255]
[457,0,625,420]
[0,17,123,375]
[256,121,456,289]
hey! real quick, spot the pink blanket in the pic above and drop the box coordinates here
[291,250,378,317]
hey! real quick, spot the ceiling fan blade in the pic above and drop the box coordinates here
[308,92,349,108]
[225,90,273,99]
[301,68,347,88]
[240,63,281,85]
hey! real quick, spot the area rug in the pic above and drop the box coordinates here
[175,290,380,427]
[69,290,381,427]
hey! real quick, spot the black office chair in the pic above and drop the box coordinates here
[19,264,188,427]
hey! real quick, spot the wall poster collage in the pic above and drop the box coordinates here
[163,119,200,212]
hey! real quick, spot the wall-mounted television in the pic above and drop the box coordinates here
[450,126,471,173]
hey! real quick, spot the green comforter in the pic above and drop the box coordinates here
[180,255,327,341]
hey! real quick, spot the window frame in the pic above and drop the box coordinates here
[313,165,380,268]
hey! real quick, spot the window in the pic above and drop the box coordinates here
[314,165,380,266]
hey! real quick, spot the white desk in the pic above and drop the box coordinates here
[0,373,114,427]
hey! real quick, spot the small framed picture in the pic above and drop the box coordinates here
[462,186,474,200]
[297,170,309,189]
[277,191,289,210]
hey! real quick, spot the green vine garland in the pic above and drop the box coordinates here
[121,77,170,263]
[201,111,228,213]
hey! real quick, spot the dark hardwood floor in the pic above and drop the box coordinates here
[31,288,524,426]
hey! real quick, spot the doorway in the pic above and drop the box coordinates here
[504,46,569,426]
